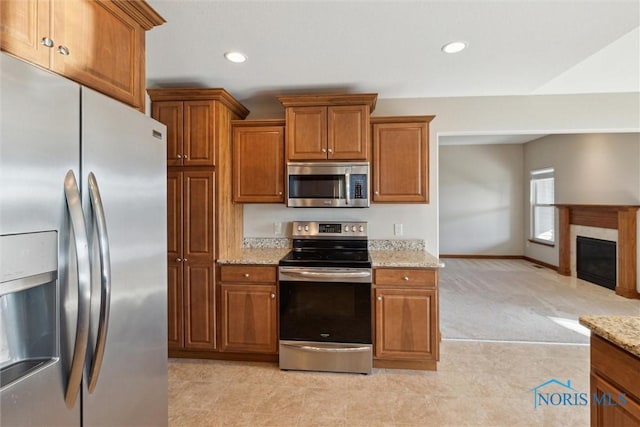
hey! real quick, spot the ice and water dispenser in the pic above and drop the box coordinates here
[0,231,57,388]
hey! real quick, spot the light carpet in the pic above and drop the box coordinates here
[439,258,640,344]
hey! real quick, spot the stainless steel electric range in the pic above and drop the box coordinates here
[278,221,372,374]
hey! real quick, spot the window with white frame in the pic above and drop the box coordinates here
[530,168,555,244]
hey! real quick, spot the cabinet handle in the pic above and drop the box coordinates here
[175,258,182,262]
[403,276,410,281]
[176,154,182,159]
[377,296,382,301]
[41,37,54,48]
[57,45,70,56]
[270,293,276,299]
[244,273,250,278]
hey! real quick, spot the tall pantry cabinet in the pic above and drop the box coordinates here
[149,89,249,354]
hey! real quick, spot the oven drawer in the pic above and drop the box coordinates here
[374,268,436,287]
[220,265,277,283]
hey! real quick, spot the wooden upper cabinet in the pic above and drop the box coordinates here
[372,116,434,203]
[0,0,164,111]
[0,0,51,67]
[232,120,285,203]
[151,100,216,166]
[278,93,377,161]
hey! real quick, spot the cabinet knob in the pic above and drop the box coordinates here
[375,191,379,195]
[41,37,54,48]
[57,45,70,56]
[377,296,382,301]
[183,258,188,262]
[327,148,333,153]
[270,293,276,299]
[321,148,327,153]
[177,154,182,159]
[183,154,188,159]
[175,258,182,262]
[244,273,250,278]
[403,276,410,281]
[278,191,283,196]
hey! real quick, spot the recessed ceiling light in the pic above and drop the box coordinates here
[441,41,467,54]
[224,51,247,63]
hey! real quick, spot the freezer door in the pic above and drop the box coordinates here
[0,53,81,426]
[81,87,168,426]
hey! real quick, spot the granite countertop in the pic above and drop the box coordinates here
[579,315,640,358]
[216,248,290,265]
[370,250,444,269]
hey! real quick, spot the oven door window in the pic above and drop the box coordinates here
[279,281,371,344]
[288,175,345,199]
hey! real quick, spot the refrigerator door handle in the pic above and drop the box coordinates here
[87,172,111,393]
[63,170,92,409]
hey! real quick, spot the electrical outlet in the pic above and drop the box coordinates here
[394,223,403,236]
[273,222,282,236]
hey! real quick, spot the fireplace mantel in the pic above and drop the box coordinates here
[555,204,639,299]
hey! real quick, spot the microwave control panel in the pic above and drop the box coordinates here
[350,174,368,200]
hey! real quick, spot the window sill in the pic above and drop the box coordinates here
[528,239,555,248]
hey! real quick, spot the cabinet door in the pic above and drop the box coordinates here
[220,284,277,353]
[591,373,640,427]
[0,0,51,67]
[373,122,428,202]
[286,106,327,160]
[375,288,438,360]
[184,263,216,350]
[183,170,215,262]
[328,105,368,160]
[184,101,215,166]
[167,261,184,350]
[233,125,284,202]
[152,102,184,166]
[50,0,145,109]
[167,171,183,262]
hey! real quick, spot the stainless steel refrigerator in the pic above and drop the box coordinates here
[0,52,168,426]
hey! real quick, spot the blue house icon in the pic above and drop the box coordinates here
[530,379,577,409]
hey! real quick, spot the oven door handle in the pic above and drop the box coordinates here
[281,343,371,353]
[282,270,371,279]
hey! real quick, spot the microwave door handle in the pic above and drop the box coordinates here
[345,170,350,205]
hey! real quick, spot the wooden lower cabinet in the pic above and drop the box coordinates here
[589,335,640,426]
[184,263,216,350]
[218,265,278,354]
[373,268,439,370]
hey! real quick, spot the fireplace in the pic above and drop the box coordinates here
[576,236,616,290]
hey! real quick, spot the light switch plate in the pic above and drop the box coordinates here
[274,222,283,236]
[394,223,403,236]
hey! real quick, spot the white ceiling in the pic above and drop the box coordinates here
[146,0,639,106]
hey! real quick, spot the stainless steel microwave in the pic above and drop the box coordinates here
[286,162,370,207]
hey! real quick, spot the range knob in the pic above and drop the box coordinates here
[343,224,349,232]
[297,225,302,231]
[351,225,357,232]
[304,225,309,232]
[359,225,364,232]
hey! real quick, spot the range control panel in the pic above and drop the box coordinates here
[291,221,368,238]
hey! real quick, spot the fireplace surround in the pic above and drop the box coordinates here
[556,204,639,299]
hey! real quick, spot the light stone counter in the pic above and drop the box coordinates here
[579,315,640,358]
[370,250,444,269]
[216,248,290,265]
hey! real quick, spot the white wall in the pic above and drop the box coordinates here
[523,133,640,268]
[439,144,524,255]
[243,92,640,257]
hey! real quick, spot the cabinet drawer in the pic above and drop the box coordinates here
[220,265,277,283]
[374,268,436,287]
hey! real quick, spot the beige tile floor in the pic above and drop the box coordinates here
[169,340,590,427]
